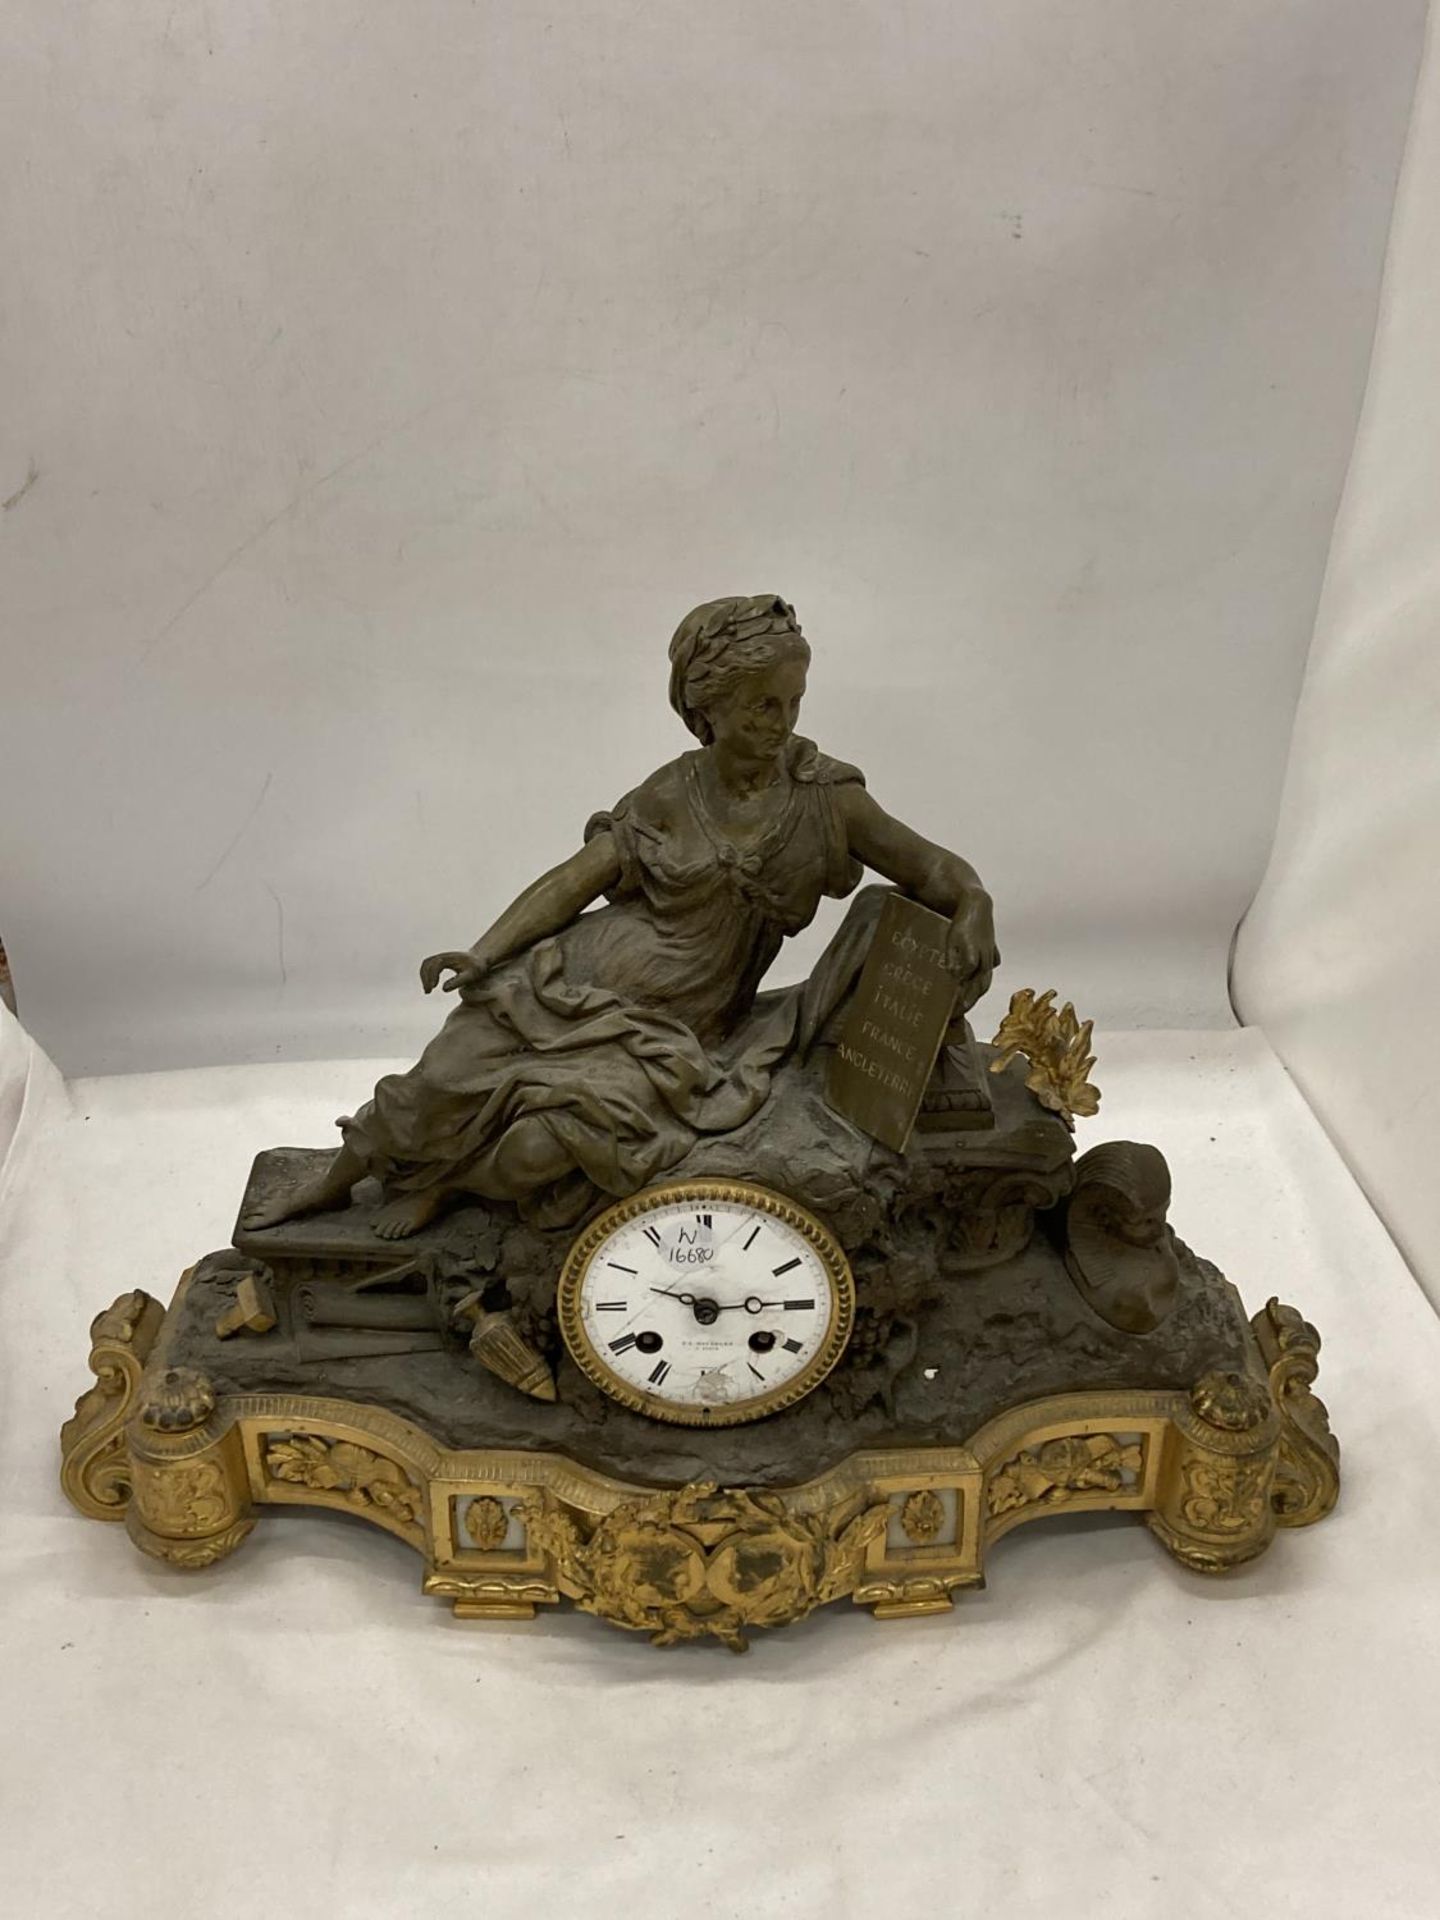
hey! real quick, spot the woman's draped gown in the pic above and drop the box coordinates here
[341,737,881,1226]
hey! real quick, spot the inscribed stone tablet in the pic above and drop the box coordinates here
[825,892,959,1153]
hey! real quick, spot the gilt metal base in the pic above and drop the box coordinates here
[60,1273,1338,1649]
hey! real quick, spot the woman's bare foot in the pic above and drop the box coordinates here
[242,1170,354,1231]
[372,1189,448,1240]
[241,1143,365,1231]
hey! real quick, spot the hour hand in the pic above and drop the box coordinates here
[650,1285,697,1307]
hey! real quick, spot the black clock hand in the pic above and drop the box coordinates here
[650,1285,722,1327]
[650,1285,697,1307]
[714,1295,816,1313]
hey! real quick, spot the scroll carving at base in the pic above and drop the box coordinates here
[520,1482,888,1650]
[1253,1299,1341,1528]
[60,1290,166,1521]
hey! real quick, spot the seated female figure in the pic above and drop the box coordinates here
[244,595,997,1238]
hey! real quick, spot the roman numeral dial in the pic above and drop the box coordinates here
[558,1181,855,1429]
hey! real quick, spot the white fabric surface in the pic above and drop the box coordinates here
[4,1027,1438,1918]
[0,1003,66,1214]
[1232,7,1440,1309]
[1,1,1429,1071]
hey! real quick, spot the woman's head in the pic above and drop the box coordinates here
[667,595,811,751]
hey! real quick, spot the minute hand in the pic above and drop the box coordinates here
[717,1295,812,1314]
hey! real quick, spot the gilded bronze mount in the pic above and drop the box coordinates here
[60,1274,1339,1648]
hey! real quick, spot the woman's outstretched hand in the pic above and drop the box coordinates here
[944,892,999,1005]
[420,949,489,996]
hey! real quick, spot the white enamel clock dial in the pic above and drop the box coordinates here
[557,1180,855,1426]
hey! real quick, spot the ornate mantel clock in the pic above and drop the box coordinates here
[59,593,1339,1647]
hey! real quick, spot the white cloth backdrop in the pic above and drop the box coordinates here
[0,0,1429,1071]
[1233,7,1440,1309]
[0,1004,66,1214]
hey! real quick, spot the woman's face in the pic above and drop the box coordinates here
[705,658,807,768]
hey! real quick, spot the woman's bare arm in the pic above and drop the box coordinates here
[837,785,998,999]
[838,786,984,912]
[419,832,622,993]
[471,833,622,963]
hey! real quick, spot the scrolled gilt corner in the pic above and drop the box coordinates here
[1252,1296,1341,1527]
[59,1289,166,1520]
